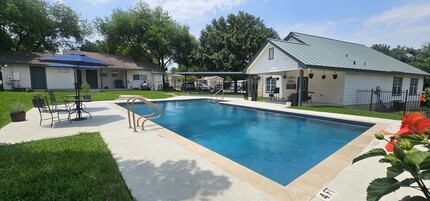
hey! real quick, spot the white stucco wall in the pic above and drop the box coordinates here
[1,64,31,90]
[246,43,299,74]
[343,72,424,106]
[126,70,154,90]
[45,67,75,89]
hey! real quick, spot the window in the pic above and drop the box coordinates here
[133,74,147,81]
[265,77,277,92]
[286,76,296,89]
[101,72,108,77]
[392,77,403,96]
[410,78,418,95]
[268,47,274,60]
[111,70,119,78]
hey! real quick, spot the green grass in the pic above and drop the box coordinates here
[290,106,405,120]
[0,90,175,128]
[0,132,133,200]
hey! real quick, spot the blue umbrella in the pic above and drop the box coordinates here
[39,54,111,121]
[46,63,97,69]
[39,54,111,66]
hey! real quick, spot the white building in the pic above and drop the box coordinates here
[0,51,164,91]
[244,32,429,107]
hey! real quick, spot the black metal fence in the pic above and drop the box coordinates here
[355,89,426,115]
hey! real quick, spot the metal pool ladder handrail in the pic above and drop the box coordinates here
[210,89,224,102]
[126,97,163,132]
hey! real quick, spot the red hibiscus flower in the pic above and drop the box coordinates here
[396,112,430,136]
[385,137,398,152]
[420,96,425,102]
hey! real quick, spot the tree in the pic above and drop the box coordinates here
[96,2,197,86]
[0,0,86,52]
[198,11,279,92]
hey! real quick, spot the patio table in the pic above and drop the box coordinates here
[65,98,92,121]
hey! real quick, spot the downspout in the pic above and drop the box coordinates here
[298,68,304,106]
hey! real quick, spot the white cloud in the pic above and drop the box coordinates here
[85,0,111,5]
[364,3,430,27]
[141,0,246,21]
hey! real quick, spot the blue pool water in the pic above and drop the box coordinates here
[120,100,371,185]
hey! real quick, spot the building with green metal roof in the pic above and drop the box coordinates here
[244,32,429,107]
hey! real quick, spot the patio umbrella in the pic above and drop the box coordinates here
[39,54,111,120]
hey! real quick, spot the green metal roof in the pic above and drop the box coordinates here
[267,32,429,76]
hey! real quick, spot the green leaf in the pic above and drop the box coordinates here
[404,151,430,172]
[366,178,400,201]
[420,170,430,180]
[353,148,387,164]
[379,154,399,163]
[386,161,404,178]
[419,156,430,170]
[406,134,425,141]
[400,178,416,186]
[399,139,413,150]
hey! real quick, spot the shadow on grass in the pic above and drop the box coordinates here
[120,159,232,200]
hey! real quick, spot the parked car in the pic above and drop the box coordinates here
[196,83,211,91]
[181,83,196,90]
[212,84,223,92]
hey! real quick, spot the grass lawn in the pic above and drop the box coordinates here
[0,90,175,128]
[0,132,133,200]
[290,106,405,120]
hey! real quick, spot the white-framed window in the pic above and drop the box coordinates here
[133,74,147,81]
[265,77,277,92]
[286,76,296,89]
[410,78,418,95]
[268,47,274,60]
[111,70,119,77]
[101,72,108,77]
[392,77,403,96]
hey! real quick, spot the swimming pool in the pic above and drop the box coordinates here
[121,99,371,185]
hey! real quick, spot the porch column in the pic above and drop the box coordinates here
[125,70,128,89]
[247,74,252,98]
[298,69,304,106]
[100,68,104,89]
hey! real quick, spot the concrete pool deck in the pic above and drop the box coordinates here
[0,95,423,200]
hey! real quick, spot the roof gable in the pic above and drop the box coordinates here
[274,32,429,76]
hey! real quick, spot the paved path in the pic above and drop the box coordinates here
[2,95,423,201]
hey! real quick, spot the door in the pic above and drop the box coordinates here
[30,66,47,89]
[85,70,98,89]
[297,77,309,92]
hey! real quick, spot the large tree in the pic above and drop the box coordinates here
[0,0,86,52]
[96,2,197,85]
[198,11,279,92]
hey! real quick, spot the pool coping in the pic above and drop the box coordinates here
[112,98,388,201]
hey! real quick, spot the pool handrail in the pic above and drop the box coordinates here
[210,89,224,102]
[126,96,163,132]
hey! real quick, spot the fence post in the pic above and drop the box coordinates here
[404,90,408,115]
[369,89,374,111]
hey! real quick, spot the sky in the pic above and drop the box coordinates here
[52,0,430,48]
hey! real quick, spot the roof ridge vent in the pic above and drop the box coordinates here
[346,53,348,57]
[353,61,356,65]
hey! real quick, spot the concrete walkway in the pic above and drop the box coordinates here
[1,95,423,200]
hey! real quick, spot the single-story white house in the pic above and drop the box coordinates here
[244,32,429,107]
[0,51,164,91]
[197,76,224,88]
[167,74,184,90]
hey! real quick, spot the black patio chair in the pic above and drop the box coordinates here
[33,95,70,127]
[48,91,70,111]
[301,91,313,105]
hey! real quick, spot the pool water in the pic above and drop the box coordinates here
[121,100,371,185]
